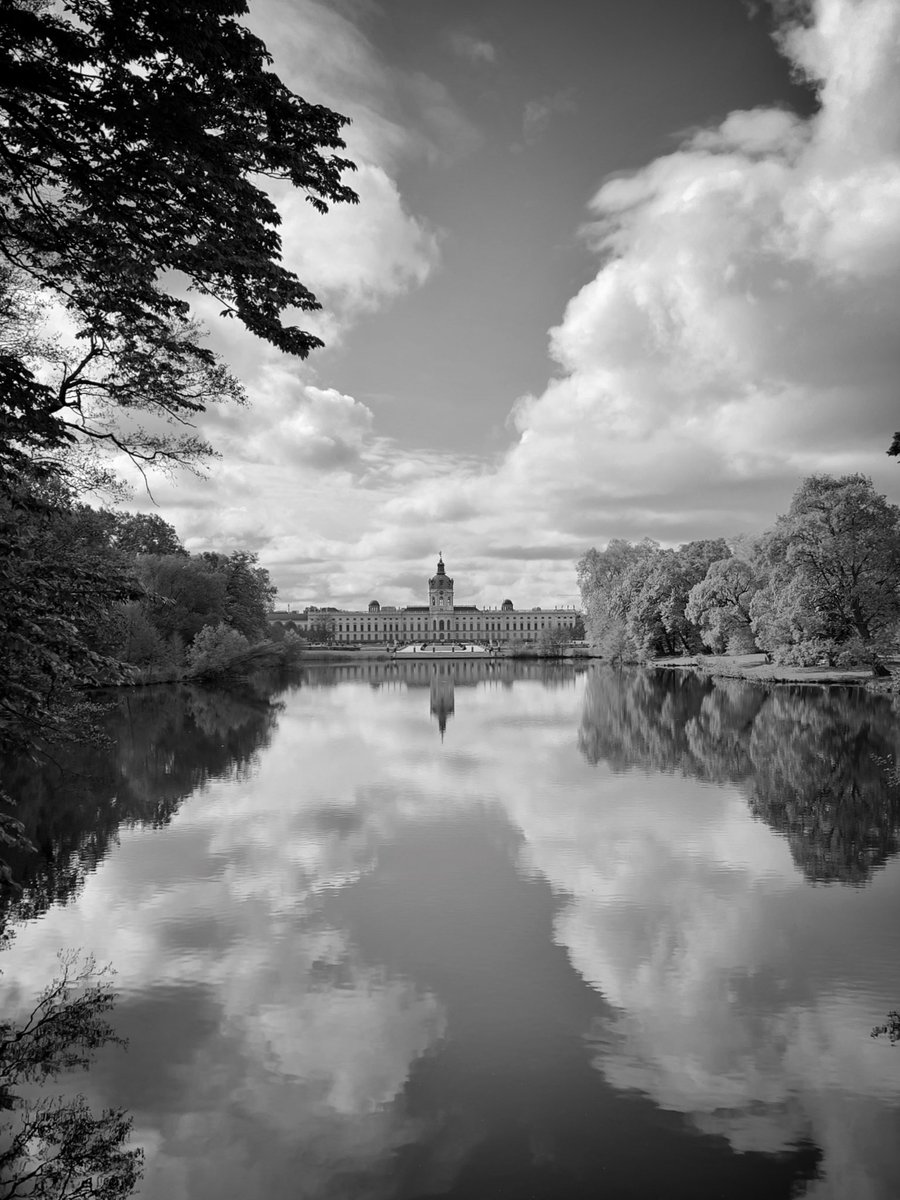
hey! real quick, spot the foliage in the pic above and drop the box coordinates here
[0,0,357,477]
[536,626,570,653]
[578,474,900,667]
[134,555,227,646]
[185,622,251,677]
[686,557,761,653]
[110,603,181,676]
[889,433,899,461]
[110,514,184,558]
[655,539,732,654]
[752,475,900,668]
[305,615,335,645]
[0,263,247,479]
[1,0,360,491]
[280,631,305,663]
[576,539,658,661]
[0,952,143,1200]
[0,0,356,354]
[577,538,732,661]
[198,552,275,642]
[128,549,274,656]
[0,485,136,760]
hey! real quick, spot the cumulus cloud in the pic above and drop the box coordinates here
[384,0,900,610]
[499,0,900,528]
[119,0,900,614]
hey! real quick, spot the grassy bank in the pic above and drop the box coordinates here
[649,652,880,686]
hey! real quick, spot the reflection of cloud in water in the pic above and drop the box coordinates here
[1,666,899,1198]
[511,689,900,1195]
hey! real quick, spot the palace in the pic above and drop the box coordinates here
[270,556,580,647]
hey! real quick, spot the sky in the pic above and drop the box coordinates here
[119,0,900,610]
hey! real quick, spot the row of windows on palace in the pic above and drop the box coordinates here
[271,605,579,643]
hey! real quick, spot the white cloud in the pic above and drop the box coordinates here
[502,0,900,517]
[118,0,900,613]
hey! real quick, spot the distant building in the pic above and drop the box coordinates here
[269,556,580,646]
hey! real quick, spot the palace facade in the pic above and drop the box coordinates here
[270,556,580,647]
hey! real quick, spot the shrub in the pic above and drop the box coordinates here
[186,622,250,677]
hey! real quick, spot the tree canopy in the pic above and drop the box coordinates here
[578,474,900,668]
[751,474,900,666]
[0,0,356,355]
[1,0,351,768]
[0,0,357,477]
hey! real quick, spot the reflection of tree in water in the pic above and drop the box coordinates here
[1,678,282,926]
[578,669,764,781]
[578,667,900,884]
[745,688,900,885]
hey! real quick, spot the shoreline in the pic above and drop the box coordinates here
[648,652,892,689]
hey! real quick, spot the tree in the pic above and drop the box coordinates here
[0,0,357,474]
[0,485,136,761]
[578,539,730,661]
[0,952,143,1200]
[185,622,250,677]
[749,572,841,666]
[686,557,761,653]
[889,433,899,460]
[576,539,659,660]
[752,475,900,669]
[0,0,354,862]
[536,626,569,654]
[199,552,275,642]
[134,555,227,645]
[306,615,334,645]
[0,0,356,351]
[660,539,732,652]
[121,549,275,661]
[111,513,185,558]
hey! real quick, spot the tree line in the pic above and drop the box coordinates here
[577,473,900,671]
[1,0,358,1194]
[1,0,357,765]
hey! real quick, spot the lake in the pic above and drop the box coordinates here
[2,662,900,1199]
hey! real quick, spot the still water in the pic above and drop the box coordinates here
[2,662,900,1199]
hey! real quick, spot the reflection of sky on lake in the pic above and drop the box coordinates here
[2,665,899,1199]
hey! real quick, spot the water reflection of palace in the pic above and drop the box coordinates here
[294,658,586,740]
